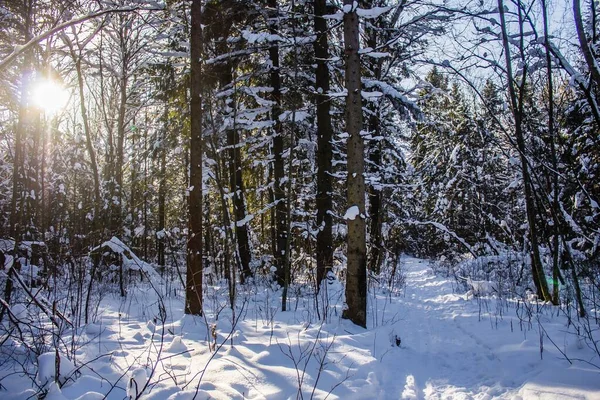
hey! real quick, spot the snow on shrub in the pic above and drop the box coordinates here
[436,250,529,296]
[36,351,77,388]
[44,382,68,400]
[167,336,188,353]
[127,368,148,399]
[91,236,161,283]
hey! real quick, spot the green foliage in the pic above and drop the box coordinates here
[409,70,512,257]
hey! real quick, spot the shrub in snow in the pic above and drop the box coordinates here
[167,336,188,353]
[89,237,162,293]
[133,332,145,342]
[127,368,148,399]
[401,375,419,400]
[463,277,499,297]
[36,351,77,388]
[388,329,401,347]
[372,251,407,296]
[443,251,530,296]
[146,319,156,333]
[44,382,68,400]
[233,330,247,343]
[85,322,103,335]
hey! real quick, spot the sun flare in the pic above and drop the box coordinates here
[31,79,69,115]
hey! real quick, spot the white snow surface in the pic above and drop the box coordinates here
[127,368,148,399]
[166,336,189,353]
[344,205,361,220]
[36,351,76,388]
[44,383,68,400]
[2,257,599,399]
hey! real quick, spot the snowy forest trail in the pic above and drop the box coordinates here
[335,257,599,400]
[4,257,599,400]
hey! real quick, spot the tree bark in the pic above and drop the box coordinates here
[267,0,288,287]
[69,43,101,229]
[10,71,28,241]
[63,28,103,236]
[363,0,384,276]
[227,127,253,282]
[574,0,600,90]
[541,0,561,305]
[367,117,383,274]
[342,0,367,328]
[9,0,34,241]
[113,68,127,236]
[2,0,34,323]
[216,35,253,283]
[185,0,203,316]
[157,118,166,268]
[314,0,334,288]
[498,0,551,302]
[26,106,41,239]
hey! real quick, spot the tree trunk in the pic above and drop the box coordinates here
[157,119,166,268]
[185,0,203,316]
[2,2,34,323]
[314,0,334,288]
[227,127,253,282]
[563,239,586,317]
[574,0,600,90]
[207,133,237,308]
[541,0,561,305]
[498,0,551,302]
[267,0,288,287]
[65,37,101,232]
[216,151,235,309]
[216,38,253,282]
[119,253,126,297]
[26,107,42,239]
[113,70,127,236]
[365,19,384,275]
[342,0,367,328]
[143,118,149,260]
[11,78,28,241]
[130,132,138,248]
[367,125,383,275]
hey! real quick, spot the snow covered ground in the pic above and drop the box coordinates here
[2,257,599,399]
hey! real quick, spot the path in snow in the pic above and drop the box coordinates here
[6,257,598,400]
[336,257,599,400]
[78,257,599,400]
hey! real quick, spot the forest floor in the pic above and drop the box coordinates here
[2,257,600,399]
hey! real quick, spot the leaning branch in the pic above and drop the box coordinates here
[6,266,73,328]
[0,5,163,71]
[406,219,476,257]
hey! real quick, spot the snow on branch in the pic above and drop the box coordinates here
[407,219,476,256]
[333,3,392,19]
[363,78,421,119]
[356,6,393,19]
[92,237,161,280]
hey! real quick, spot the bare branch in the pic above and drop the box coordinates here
[0,5,163,71]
